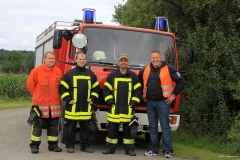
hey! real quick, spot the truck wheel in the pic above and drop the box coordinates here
[59,118,66,143]
[144,132,162,143]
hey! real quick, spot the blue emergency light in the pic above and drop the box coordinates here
[82,8,96,23]
[155,17,169,32]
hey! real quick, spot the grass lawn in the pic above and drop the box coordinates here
[173,143,237,160]
[137,133,239,160]
[0,100,31,110]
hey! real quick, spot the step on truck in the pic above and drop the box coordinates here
[34,8,194,142]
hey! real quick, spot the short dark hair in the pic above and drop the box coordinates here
[76,52,86,59]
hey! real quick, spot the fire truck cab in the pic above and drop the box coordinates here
[35,8,188,142]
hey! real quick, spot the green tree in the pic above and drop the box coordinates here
[113,0,240,137]
[1,51,24,73]
[0,49,9,63]
[113,0,160,28]
[20,51,34,74]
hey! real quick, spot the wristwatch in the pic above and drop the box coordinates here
[172,94,176,97]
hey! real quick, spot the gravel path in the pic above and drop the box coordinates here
[0,107,183,160]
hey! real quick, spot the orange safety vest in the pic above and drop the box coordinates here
[142,65,175,98]
[26,64,62,118]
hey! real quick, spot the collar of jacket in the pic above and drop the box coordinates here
[76,65,86,72]
[42,63,54,71]
[116,68,131,76]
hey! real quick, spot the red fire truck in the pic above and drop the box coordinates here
[35,8,193,142]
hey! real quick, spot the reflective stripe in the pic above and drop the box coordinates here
[105,78,133,123]
[70,75,92,118]
[123,138,135,144]
[73,75,91,80]
[65,114,91,120]
[108,117,120,123]
[91,92,99,98]
[50,106,61,110]
[119,118,131,122]
[108,109,133,123]
[47,136,58,141]
[65,109,92,120]
[30,125,41,141]
[61,92,70,99]
[132,97,140,103]
[39,105,49,117]
[105,95,113,101]
[106,78,135,123]
[134,83,141,90]
[51,111,61,115]
[60,80,70,89]
[162,84,174,89]
[108,113,119,119]
[104,82,112,91]
[31,135,41,141]
[114,77,132,105]
[108,106,120,122]
[163,91,173,96]
[65,110,92,116]
[50,105,61,117]
[33,107,40,117]
[92,81,99,88]
[42,112,49,116]
[106,137,118,144]
[119,113,132,119]
[38,106,48,110]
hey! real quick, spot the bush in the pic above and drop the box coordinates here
[228,113,240,154]
[0,73,30,99]
[177,22,239,137]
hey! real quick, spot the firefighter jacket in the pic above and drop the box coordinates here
[26,63,62,118]
[103,68,142,123]
[139,61,185,101]
[59,66,100,121]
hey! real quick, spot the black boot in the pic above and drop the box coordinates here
[102,148,115,154]
[126,150,136,156]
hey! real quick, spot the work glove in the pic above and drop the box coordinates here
[130,125,138,138]
[34,117,43,127]
[129,116,139,138]
[27,105,43,127]
[91,104,98,112]
[89,112,99,134]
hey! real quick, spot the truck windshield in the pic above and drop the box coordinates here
[83,27,175,67]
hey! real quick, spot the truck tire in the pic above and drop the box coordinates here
[144,132,162,143]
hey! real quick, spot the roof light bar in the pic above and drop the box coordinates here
[82,8,96,23]
[155,17,169,32]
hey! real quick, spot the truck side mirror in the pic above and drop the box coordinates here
[62,30,73,41]
[53,30,63,49]
[187,48,194,64]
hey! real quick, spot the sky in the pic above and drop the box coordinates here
[0,0,126,51]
